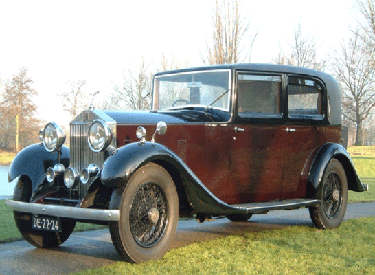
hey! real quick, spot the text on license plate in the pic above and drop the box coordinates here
[32,215,61,232]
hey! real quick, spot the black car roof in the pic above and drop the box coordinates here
[156,63,327,80]
[154,63,342,125]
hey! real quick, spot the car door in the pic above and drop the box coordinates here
[280,75,328,199]
[229,72,285,204]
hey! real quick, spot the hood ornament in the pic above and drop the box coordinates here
[89,91,100,111]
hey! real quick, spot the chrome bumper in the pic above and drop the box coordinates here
[5,200,120,222]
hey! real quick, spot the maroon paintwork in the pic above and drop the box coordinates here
[115,123,340,205]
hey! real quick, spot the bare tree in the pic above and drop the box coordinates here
[159,54,180,72]
[0,69,41,151]
[275,25,325,70]
[206,0,254,64]
[333,30,375,145]
[60,80,89,118]
[106,60,152,111]
[359,0,375,46]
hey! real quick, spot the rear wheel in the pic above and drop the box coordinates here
[227,213,252,222]
[110,163,179,263]
[309,159,348,229]
[13,177,76,248]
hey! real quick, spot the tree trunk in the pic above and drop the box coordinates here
[355,120,363,145]
[15,114,20,152]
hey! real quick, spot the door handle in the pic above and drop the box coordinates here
[234,127,245,133]
[285,127,296,133]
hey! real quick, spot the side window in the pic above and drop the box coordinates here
[237,74,282,118]
[288,76,324,120]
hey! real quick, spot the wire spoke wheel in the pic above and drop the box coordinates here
[109,163,179,263]
[322,173,342,219]
[129,183,168,247]
[309,159,348,229]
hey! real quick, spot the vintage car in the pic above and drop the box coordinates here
[6,64,368,263]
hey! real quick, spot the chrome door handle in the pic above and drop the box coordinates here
[285,127,296,133]
[234,127,245,133]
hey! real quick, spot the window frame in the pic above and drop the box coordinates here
[152,69,232,113]
[233,71,329,125]
[286,74,328,122]
[234,71,284,122]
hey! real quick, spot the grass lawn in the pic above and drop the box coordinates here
[0,200,105,243]
[0,151,15,166]
[74,217,375,275]
[348,146,375,202]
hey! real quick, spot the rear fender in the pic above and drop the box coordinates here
[307,143,366,195]
[9,143,70,201]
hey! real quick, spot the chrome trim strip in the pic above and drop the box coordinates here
[5,200,120,221]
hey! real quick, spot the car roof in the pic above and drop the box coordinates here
[156,63,330,84]
[155,63,342,125]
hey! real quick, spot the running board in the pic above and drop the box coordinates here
[230,199,320,214]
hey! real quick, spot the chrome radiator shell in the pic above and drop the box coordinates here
[69,110,116,198]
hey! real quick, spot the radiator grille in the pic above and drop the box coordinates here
[70,122,105,197]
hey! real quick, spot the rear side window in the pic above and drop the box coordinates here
[237,74,282,118]
[288,76,324,120]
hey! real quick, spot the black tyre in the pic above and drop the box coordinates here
[14,212,76,248]
[309,159,348,229]
[109,163,179,263]
[227,213,252,222]
[13,177,76,248]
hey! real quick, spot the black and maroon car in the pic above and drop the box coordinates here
[6,64,367,262]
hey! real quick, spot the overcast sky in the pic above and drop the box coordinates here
[0,0,361,126]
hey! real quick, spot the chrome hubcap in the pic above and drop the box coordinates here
[332,189,340,201]
[148,208,160,224]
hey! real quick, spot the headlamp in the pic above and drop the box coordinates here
[64,167,79,188]
[42,122,66,152]
[88,120,112,152]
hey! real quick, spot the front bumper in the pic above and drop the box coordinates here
[5,200,120,222]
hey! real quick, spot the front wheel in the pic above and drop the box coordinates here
[13,176,76,248]
[309,159,348,229]
[110,163,179,263]
[14,212,76,248]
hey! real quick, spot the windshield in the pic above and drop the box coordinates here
[153,70,231,112]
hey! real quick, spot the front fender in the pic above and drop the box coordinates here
[9,143,70,200]
[101,142,169,188]
[102,142,245,215]
[307,143,366,194]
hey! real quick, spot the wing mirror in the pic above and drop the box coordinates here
[152,121,167,142]
[136,121,167,144]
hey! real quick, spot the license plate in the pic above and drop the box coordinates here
[32,215,61,232]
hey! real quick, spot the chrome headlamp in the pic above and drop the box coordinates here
[46,164,65,183]
[88,120,112,152]
[80,164,100,184]
[42,122,66,152]
[64,167,79,188]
